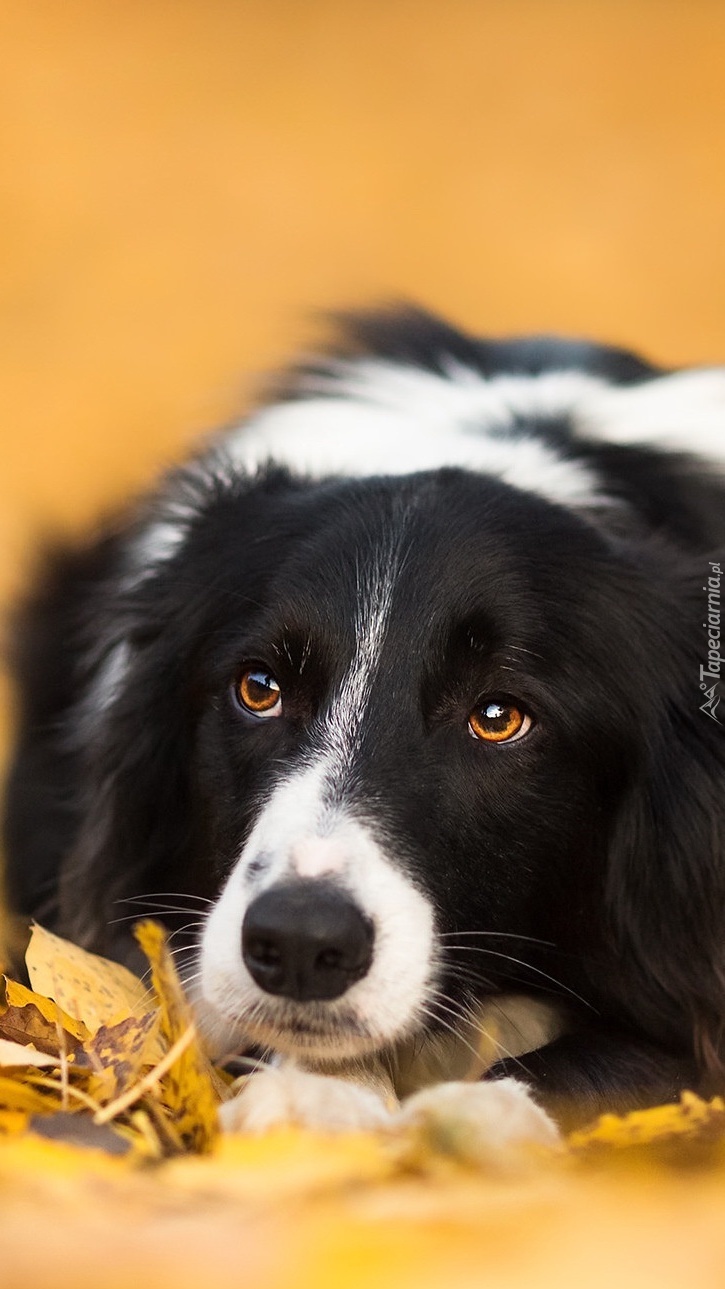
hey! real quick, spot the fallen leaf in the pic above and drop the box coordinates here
[134,920,219,1152]
[0,1074,63,1115]
[0,976,89,1052]
[569,1091,725,1156]
[84,1011,164,1102]
[26,924,149,1033]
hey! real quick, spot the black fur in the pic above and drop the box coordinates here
[4,308,725,1125]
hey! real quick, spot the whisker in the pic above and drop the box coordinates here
[439,931,556,948]
[442,946,595,1011]
[442,963,496,992]
[224,1049,274,1077]
[419,1001,480,1059]
[441,969,545,1052]
[420,1000,507,1076]
[166,921,205,942]
[429,992,526,1072]
[108,911,207,926]
[114,893,214,907]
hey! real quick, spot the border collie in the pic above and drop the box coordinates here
[4,308,724,1138]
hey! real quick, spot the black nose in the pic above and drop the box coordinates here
[241,883,374,1002]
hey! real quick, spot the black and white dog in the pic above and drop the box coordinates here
[4,308,725,1138]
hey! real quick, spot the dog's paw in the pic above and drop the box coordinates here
[398,1077,561,1170]
[220,1064,395,1134]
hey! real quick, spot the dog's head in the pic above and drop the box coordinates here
[193,469,628,1062]
[55,315,725,1069]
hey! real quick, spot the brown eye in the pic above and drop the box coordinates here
[468,698,532,744]
[237,668,282,718]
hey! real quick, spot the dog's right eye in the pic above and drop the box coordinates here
[235,668,283,718]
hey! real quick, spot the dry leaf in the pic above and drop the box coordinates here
[0,1073,64,1116]
[134,920,219,1152]
[84,1012,163,1103]
[0,976,89,1052]
[569,1091,725,1154]
[26,924,149,1032]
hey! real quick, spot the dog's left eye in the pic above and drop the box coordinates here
[236,668,283,718]
[468,698,532,744]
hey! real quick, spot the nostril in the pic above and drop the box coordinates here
[315,947,343,970]
[246,936,282,967]
[241,882,374,1002]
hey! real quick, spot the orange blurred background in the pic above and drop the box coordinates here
[2,0,725,757]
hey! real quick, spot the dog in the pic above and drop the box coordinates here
[3,306,724,1139]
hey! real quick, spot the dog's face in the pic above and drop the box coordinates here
[184,467,645,1062]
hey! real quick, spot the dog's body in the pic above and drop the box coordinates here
[4,309,725,1131]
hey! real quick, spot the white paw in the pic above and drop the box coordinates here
[220,1064,395,1134]
[398,1077,561,1170]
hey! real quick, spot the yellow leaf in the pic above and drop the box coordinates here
[569,1091,725,1152]
[25,924,149,1034]
[134,920,219,1152]
[0,976,89,1051]
[0,1074,63,1116]
[0,1108,27,1136]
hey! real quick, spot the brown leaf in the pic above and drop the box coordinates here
[84,1011,164,1102]
[0,976,89,1054]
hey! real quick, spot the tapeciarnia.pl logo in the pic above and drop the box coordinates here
[700,560,722,723]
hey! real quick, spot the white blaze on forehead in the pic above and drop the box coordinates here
[320,541,402,772]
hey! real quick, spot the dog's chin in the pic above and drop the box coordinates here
[195,997,403,1065]
[240,1018,386,1064]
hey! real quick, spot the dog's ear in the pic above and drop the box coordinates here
[57,620,202,956]
[603,550,725,1071]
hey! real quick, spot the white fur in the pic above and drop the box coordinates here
[230,361,725,494]
[197,760,437,1061]
[123,456,228,589]
[398,1077,561,1166]
[131,519,189,578]
[86,641,132,715]
[220,1064,560,1168]
[291,837,347,879]
[322,535,403,769]
[580,368,725,462]
[228,389,602,507]
[123,358,725,588]
[220,1064,394,1133]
